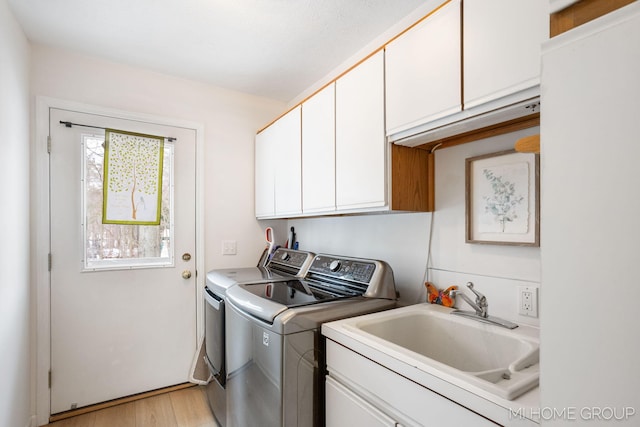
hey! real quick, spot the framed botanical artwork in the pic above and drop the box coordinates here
[465,149,539,246]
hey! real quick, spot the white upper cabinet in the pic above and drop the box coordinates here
[335,51,386,211]
[385,0,462,136]
[256,0,548,217]
[273,106,302,216]
[255,123,275,218]
[302,83,336,213]
[255,106,301,218]
[463,0,549,109]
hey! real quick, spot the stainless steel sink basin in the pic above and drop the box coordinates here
[344,304,539,400]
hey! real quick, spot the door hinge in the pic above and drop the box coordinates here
[48,253,52,271]
[48,370,52,389]
[47,136,51,154]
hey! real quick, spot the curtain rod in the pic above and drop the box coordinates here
[59,121,177,142]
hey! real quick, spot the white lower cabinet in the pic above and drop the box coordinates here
[326,340,498,427]
[326,376,397,427]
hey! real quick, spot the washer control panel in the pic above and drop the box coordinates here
[309,255,376,284]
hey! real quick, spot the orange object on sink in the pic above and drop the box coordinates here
[425,282,457,308]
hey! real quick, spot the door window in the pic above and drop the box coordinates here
[81,133,174,271]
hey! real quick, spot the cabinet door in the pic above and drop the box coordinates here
[385,0,462,135]
[255,106,301,218]
[273,106,302,216]
[327,340,501,426]
[335,51,386,210]
[463,0,548,109]
[255,125,275,218]
[302,83,335,213]
[326,376,396,427]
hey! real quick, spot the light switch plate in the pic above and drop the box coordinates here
[222,240,237,255]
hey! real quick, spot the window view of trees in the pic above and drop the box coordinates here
[83,135,172,268]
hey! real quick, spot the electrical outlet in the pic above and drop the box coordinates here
[222,240,237,255]
[518,286,538,317]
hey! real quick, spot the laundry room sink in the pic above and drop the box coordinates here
[339,304,539,400]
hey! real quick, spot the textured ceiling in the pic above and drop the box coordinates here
[8,0,426,102]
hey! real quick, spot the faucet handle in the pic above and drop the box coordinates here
[466,282,486,303]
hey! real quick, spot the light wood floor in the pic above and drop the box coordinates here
[44,386,218,427]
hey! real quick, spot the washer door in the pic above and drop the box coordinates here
[226,299,283,427]
[204,287,225,382]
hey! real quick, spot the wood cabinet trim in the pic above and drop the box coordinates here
[414,113,540,152]
[550,0,636,37]
[390,144,434,212]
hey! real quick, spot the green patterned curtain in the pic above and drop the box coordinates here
[102,129,164,225]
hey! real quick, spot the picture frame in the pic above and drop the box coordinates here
[465,149,539,246]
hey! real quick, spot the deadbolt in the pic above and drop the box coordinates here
[182,253,191,261]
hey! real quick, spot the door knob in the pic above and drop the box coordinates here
[182,270,192,279]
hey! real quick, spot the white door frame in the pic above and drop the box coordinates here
[33,96,205,426]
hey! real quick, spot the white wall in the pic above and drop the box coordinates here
[30,45,285,424]
[541,5,640,424]
[30,45,285,271]
[430,127,541,327]
[289,127,541,325]
[0,1,31,427]
[272,0,543,326]
[288,213,432,303]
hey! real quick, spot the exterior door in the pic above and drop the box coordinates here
[49,108,197,414]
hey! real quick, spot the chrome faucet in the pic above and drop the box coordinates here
[450,282,518,329]
[451,282,487,317]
